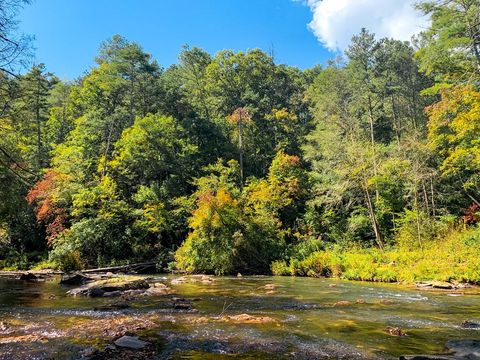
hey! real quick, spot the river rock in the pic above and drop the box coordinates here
[103,290,122,297]
[461,320,480,329]
[67,278,149,297]
[94,302,130,311]
[264,284,277,290]
[224,313,276,324]
[60,273,93,285]
[416,281,456,290]
[113,335,150,349]
[333,301,352,307]
[143,285,170,296]
[400,340,480,360]
[385,326,406,336]
[86,287,105,297]
[172,297,193,310]
[19,272,38,282]
[171,276,188,285]
[379,299,395,305]
[171,275,215,285]
[399,356,453,359]
[445,339,480,357]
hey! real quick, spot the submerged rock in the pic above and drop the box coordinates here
[263,283,278,290]
[400,339,480,359]
[171,275,216,285]
[94,302,130,311]
[223,313,276,324]
[445,339,480,357]
[114,335,150,349]
[172,297,194,310]
[379,299,396,305]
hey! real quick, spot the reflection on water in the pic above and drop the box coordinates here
[0,275,479,359]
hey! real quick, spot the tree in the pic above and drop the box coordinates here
[416,0,480,83]
[0,0,31,76]
[18,63,56,169]
[175,151,306,274]
[427,85,480,208]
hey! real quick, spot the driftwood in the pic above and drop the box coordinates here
[81,262,157,274]
[0,270,63,279]
[0,262,157,279]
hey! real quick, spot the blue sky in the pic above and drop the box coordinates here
[19,0,332,79]
[19,0,427,80]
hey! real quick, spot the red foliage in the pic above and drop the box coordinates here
[462,203,480,225]
[27,170,68,245]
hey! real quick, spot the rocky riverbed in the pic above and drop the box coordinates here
[0,274,480,359]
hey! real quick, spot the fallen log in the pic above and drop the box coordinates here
[81,262,157,274]
[0,270,63,279]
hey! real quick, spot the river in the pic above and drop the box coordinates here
[0,275,479,359]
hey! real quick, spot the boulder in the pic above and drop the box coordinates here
[19,273,38,282]
[143,286,170,296]
[60,273,93,286]
[67,278,149,297]
[113,335,150,349]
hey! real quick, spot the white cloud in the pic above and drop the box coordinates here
[303,0,429,52]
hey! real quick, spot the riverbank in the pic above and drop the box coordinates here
[272,227,480,285]
[2,224,480,287]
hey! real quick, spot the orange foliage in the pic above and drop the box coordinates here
[26,170,68,245]
[227,107,252,124]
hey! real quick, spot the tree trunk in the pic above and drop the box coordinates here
[238,116,244,184]
[364,182,384,251]
[367,95,379,201]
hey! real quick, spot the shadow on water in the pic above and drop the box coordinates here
[0,275,480,359]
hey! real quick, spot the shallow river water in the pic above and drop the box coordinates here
[0,275,479,359]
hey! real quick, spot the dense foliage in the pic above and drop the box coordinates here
[2,0,480,280]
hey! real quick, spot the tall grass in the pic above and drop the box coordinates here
[272,226,480,283]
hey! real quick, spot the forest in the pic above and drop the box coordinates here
[1,0,480,283]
